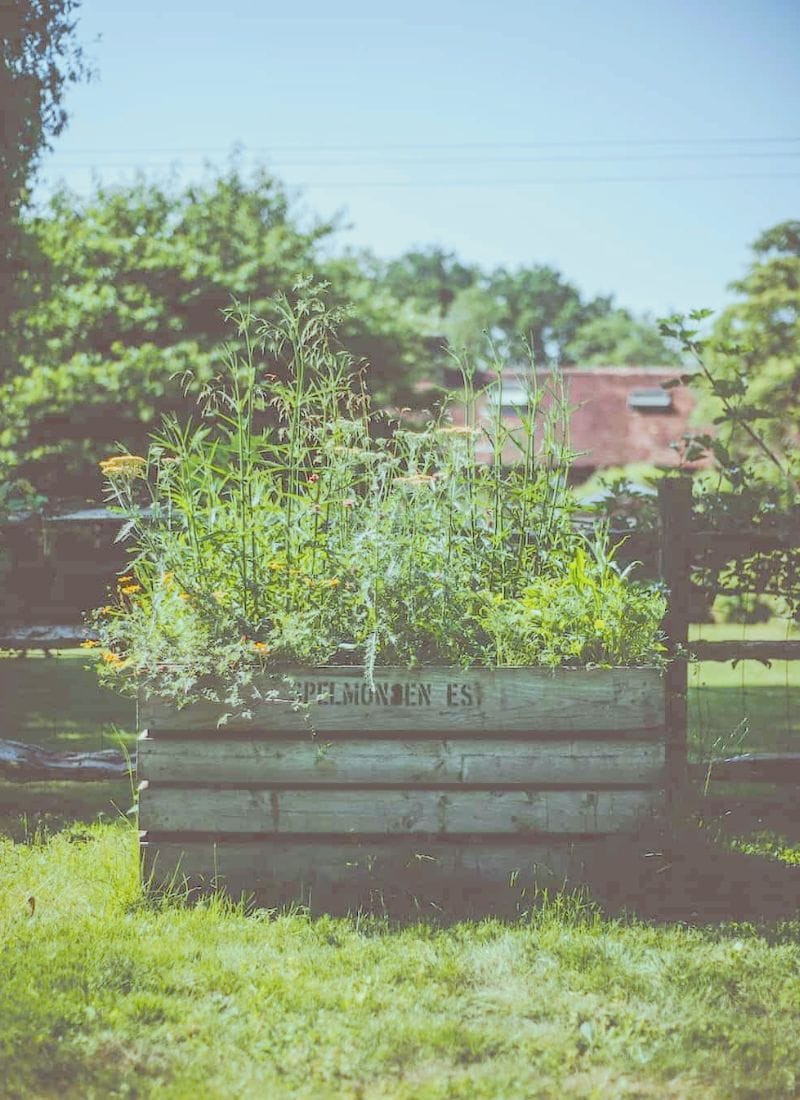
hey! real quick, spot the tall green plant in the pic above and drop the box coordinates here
[91,286,666,705]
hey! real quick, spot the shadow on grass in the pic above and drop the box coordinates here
[0,780,136,840]
[689,684,800,758]
[0,652,135,753]
[138,807,800,928]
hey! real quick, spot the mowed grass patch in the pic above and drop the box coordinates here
[0,823,798,1100]
[0,650,136,830]
[688,620,800,758]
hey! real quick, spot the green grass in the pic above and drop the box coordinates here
[688,620,800,758]
[0,822,798,1100]
[0,650,136,830]
[1,638,799,1096]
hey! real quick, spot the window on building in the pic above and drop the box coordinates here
[627,387,673,412]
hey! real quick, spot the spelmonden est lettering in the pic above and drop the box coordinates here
[298,680,478,707]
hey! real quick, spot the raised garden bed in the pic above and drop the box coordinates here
[139,666,666,912]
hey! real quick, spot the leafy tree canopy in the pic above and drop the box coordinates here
[710,218,800,462]
[565,309,679,366]
[1,167,432,497]
[0,0,90,356]
[375,246,478,320]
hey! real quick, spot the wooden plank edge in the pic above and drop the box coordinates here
[690,640,800,663]
[138,726,670,742]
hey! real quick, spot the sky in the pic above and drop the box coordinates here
[38,0,800,319]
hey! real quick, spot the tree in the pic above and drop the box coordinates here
[564,309,679,366]
[377,247,478,319]
[1,168,432,497]
[483,265,611,365]
[0,0,90,369]
[710,219,800,462]
[441,284,503,358]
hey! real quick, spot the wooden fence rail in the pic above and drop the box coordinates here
[656,477,800,794]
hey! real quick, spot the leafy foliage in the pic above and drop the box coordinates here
[711,219,800,460]
[0,0,90,364]
[1,168,432,497]
[565,309,679,366]
[659,304,800,618]
[89,287,666,704]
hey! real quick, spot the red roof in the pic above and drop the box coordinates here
[450,367,704,470]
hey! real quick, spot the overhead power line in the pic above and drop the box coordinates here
[55,136,800,154]
[39,171,800,186]
[50,152,800,170]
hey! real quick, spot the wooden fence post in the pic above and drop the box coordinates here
[657,477,693,791]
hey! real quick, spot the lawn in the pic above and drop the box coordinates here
[1,635,799,1097]
[688,620,800,758]
[1,822,799,1100]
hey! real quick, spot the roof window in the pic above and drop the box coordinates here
[627,387,672,412]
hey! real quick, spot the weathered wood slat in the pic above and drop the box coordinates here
[138,734,665,786]
[688,530,800,554]
[139,786,662,835]
[140,836,632,909]
[690,640,800,663]
[140,667,664,733]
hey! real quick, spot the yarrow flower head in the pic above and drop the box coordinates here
[392,474,437,489]
[100,455,147,479]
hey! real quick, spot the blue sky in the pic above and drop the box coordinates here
[39,0,800,318]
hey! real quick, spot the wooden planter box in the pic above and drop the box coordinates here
[139,666,667,913]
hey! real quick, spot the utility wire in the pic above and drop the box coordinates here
[39,171,800,186]
[55,136,800,154]
[49,152,800,169]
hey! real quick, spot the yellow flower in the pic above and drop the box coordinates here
[120,584,141,596]
[100,455,147,479]
[117,575,134,585]
[161,571,174,587]
[179,592,191,601]
[80,639,99,649]
[252,641,269,653]
[326,578,341,588]
[594,618,606,632]
[268,561,285,572]
[102,650,125,667]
